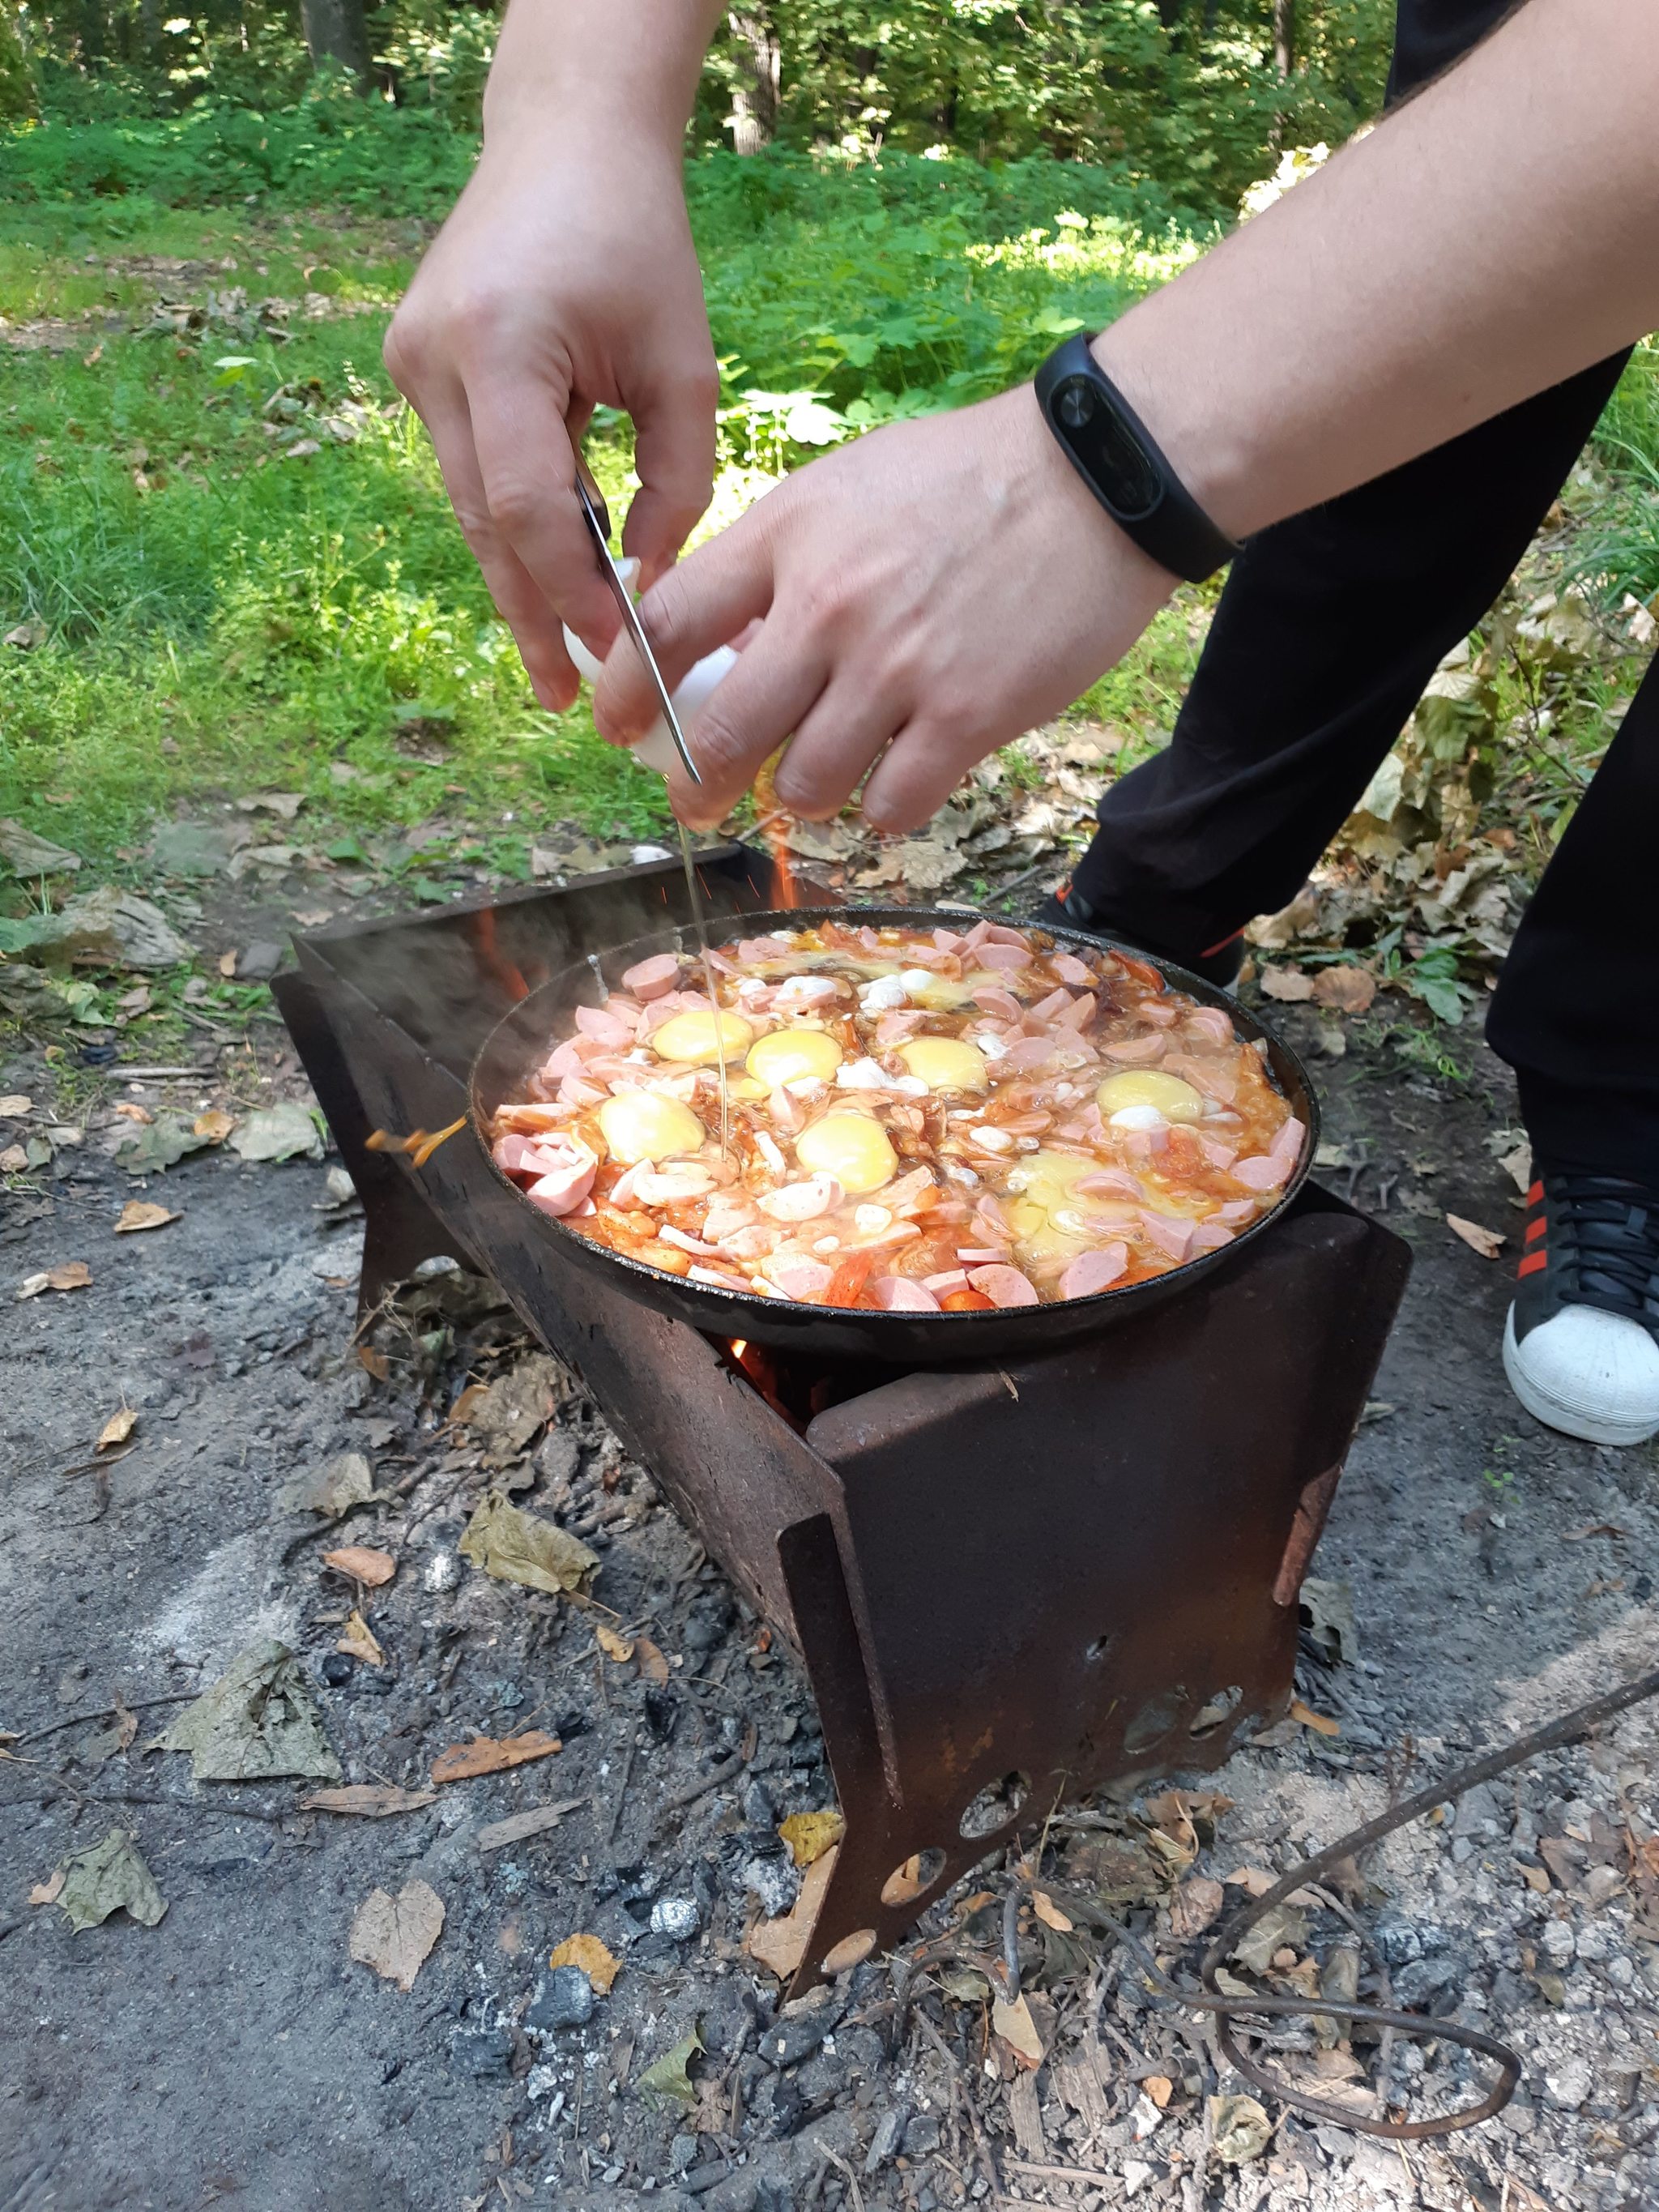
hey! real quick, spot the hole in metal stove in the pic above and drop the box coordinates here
[1123,1689,1189,1756]
[881,1847,948,1907]
[958,1771,1031,1840]
[1188,1685,1243,1738]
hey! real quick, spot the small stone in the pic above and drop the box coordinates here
[1544,2057,1593,2111]
[742,1852,801,1920]
[1499,2099,1536,2136]
[904,2112,942,2159]
[238,941,284,982]
[319,1651,353,1687]
[650,1895,701,1941]
[669,2132,699,2174]
[743,1779,778,1829]
[863,2107,906,2175]
[1391,1955,1461,2007]
[450,2025,514,2079]
[1372,1915,1424,1967]
[1575,1922,1611,1962]
[1540,1919,1576,1968]
[758,1984,842,2069]
[1123,2161,1154,2199]
[527,1965,595,2034]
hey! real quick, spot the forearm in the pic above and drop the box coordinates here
[483,0,726,146]
[1103,0,1659,540]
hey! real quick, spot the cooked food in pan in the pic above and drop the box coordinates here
[488,920,1304,1312]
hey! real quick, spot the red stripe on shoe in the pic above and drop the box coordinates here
[1525,1180,1544,1206]
[1517,1250,1549,1278]
[1525,1218,1548,1245]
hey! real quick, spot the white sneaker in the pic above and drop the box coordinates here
[1503,1168,1659,1447]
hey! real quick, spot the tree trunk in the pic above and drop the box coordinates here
[301,0,372,87]
[726,8,779,154]
[1273,0,1295,79]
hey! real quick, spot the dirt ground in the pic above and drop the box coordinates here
[4,870,1658,2212]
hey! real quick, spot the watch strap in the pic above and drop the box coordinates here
[1034,332,1240,583]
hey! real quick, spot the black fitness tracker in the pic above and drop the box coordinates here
[1034,331,1241,583]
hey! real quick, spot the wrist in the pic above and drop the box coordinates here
[1086,318,1261,547]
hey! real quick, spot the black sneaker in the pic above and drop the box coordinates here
[1029,884,1245,991]
[1503,1167,1659,1445]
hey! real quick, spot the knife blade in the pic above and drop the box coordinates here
[573,457,702,786]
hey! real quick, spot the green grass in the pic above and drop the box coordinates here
[1,143,1203,881]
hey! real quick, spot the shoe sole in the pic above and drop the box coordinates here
[1502,1309,1659,1448]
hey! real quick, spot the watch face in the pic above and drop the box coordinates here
[1052,374,1162,521]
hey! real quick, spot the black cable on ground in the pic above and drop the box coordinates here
[1051,1658,1659,2141]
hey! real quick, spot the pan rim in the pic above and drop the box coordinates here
[468,903,1319,1333]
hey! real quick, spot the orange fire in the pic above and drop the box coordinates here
[467,907,531,1001]
[753,754,800,910]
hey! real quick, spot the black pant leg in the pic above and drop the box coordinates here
[1065,354,1630,964]
[1486,663,1659,1176]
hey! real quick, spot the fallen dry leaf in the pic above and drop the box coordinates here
[549,1932,621,1992]
[458,1490,599,1599]
[1444,1212,1503,1259]
[1209,2092,1272,2165]
[96,1405,138,1452]
[114,1201,180,1235]
[1224,1866,1277,1896]
[193,1109,237,1145]
[1259,964,1316,1002]
[595,1624,635,1663]
[1563,1522,1629,1543]
[1289,1697,1341,1738]
[299,1784,437,1817]
[17,1262,92,1299]
[349,1878,443,1991]
[1143,2073,1174,2108]
[744,1847,836,1980]
[0,1094,33,1117]
[1310,966,1376,1015]
[336,1609,384,1667]
[779,1808,845,1869]
[1169,1873,1226,1940]
[153,1638,339,1783]
[56,1829,167,1932]
[633,1634,670,1685]
[217,950,237,978]
[113,1101,153,1125]
[29,1869,66,1907]
[992,1989,1046,2071]
[1445,1212,1505,1259]
[1030,1890,1074,1933]
[0,1144,27,1174]
[321,1545,396,1586]
[430,1730,562,1786]
[637,2026,703,2108]
[476,1797,588,1853]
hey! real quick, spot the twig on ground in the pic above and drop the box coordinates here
[657,1749,745,1813]
[13,1692,197,1749]
[601,1734,638,1847]
[916,2009,1005,2207]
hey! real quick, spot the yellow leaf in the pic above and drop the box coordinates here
[321,1546,396,1587]
[549,1932,621,1993]
[633,1634,671,1685]
[337,1610,384,1667]
[96,1406,138,1452]
[1030,1890,1073,1933]
[595,1624,635,1663]
[115,1201,180,1235]
[1289,1697,1341,1738]
[778,1809,845,1868]
[194,1109,237,1144]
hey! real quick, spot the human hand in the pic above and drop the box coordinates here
[384,134,719,713]
[591,385,1177,831]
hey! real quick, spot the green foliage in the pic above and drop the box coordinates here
[0,6,36,121]
[1574,340,1659,613]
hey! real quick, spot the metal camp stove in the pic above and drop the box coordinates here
[274,849,1409,1994]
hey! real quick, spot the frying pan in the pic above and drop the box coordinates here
[471,906,1318,1362]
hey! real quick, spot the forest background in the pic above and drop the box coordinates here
[2,0,1656,1059]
